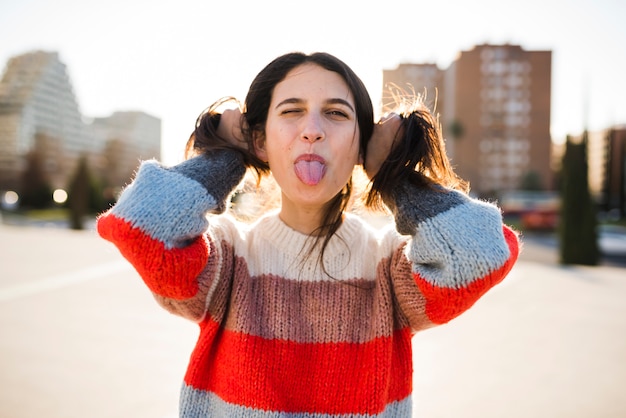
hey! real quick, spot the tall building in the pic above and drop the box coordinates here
[604,126,626,217]
[445,44,552,196]
[383,44,553,197]
[587,130,608,201]
[0,50,91,191]
[0,50,162,200]
[90,111,161,190]
[560,126,626,217]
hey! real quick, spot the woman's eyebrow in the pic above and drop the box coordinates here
[275,98,302,109]
[275,97,355,112]
[326,98,355,112]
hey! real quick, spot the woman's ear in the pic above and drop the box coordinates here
[252,130,268,162]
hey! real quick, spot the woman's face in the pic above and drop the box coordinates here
[255,63,360,213]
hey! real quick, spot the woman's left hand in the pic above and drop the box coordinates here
[364,113,402,179]
[217,108,247,150]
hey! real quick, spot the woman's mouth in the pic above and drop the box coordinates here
[294,154,326,186]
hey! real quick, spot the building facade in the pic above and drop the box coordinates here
[381,63,444,115]
[0,50,161,201]
[560,126,626,217]
[383,44,553,198]
[90,111,161,191]
[0,51,91,191]
[604,127,626,217]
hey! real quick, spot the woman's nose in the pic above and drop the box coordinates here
[301,114,324,143]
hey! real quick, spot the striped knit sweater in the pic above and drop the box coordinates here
[97,150,519,417]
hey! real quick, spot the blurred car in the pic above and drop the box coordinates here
[500,191,560,231]
[598,225,626,255]
[520,209,559,230]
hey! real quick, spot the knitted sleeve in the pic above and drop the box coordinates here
[96,150,246,321]
[386,181,520,328]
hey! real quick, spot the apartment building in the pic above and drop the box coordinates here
[381,63,444,114]
[0,50,161,198]
[90,111,161,189]
[605,127,626,216]
[0,51,91,191]
[383,44,553,197]
[557,126,626,217]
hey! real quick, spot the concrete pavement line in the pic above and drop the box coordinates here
[0,259,132,302]
[0,257,525,302]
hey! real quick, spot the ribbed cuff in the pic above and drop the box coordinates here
[169,150,246,213]
[389,182,467,235]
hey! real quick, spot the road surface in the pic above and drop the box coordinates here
[1,223,625,418]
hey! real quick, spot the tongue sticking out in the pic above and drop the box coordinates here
[294,160,326,185]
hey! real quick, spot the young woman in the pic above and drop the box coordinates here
[97,52,519,417]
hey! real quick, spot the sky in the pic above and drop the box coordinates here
[1,0,625,165]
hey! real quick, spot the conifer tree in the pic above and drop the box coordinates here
[558,132,599,265]
[66,155,96,230]
[18,150,53,209]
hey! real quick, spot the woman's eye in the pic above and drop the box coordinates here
[327,110,348,118]
[281,108,302,115]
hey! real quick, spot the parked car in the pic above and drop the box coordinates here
[598,225,626,256]
[500,191,560,231]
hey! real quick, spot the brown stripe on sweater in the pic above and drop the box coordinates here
[217,244,416,344]
[155,236,432,342]
[389,244,433,332]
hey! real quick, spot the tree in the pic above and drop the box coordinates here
[448,119,465,140]
[18,150,53,209]
[66,155,103,230]
[519,170,543,191]
[558,132,599,265]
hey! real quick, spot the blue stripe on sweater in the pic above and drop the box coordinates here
[408,199,511,288]
[179,384,412,417]
[112,161,218,249]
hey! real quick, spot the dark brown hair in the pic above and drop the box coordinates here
[186,53,467,276]
[366,95,469,210]
[186,52,374,276]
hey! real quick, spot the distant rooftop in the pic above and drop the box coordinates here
[0,51,60,108]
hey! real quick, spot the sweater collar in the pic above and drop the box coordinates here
[253,212,364,259]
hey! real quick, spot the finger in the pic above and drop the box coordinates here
[377,112,399,124]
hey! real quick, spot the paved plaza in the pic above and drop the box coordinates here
[1,222,625,418]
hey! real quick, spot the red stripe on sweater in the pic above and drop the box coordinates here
[185,319,413,415]
[97,213,208,300]
[415,225,519,324]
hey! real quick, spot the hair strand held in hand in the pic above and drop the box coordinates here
[366,94,469,210]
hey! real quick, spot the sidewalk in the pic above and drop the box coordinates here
[412,252,626,417]
[0,223,625,417]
